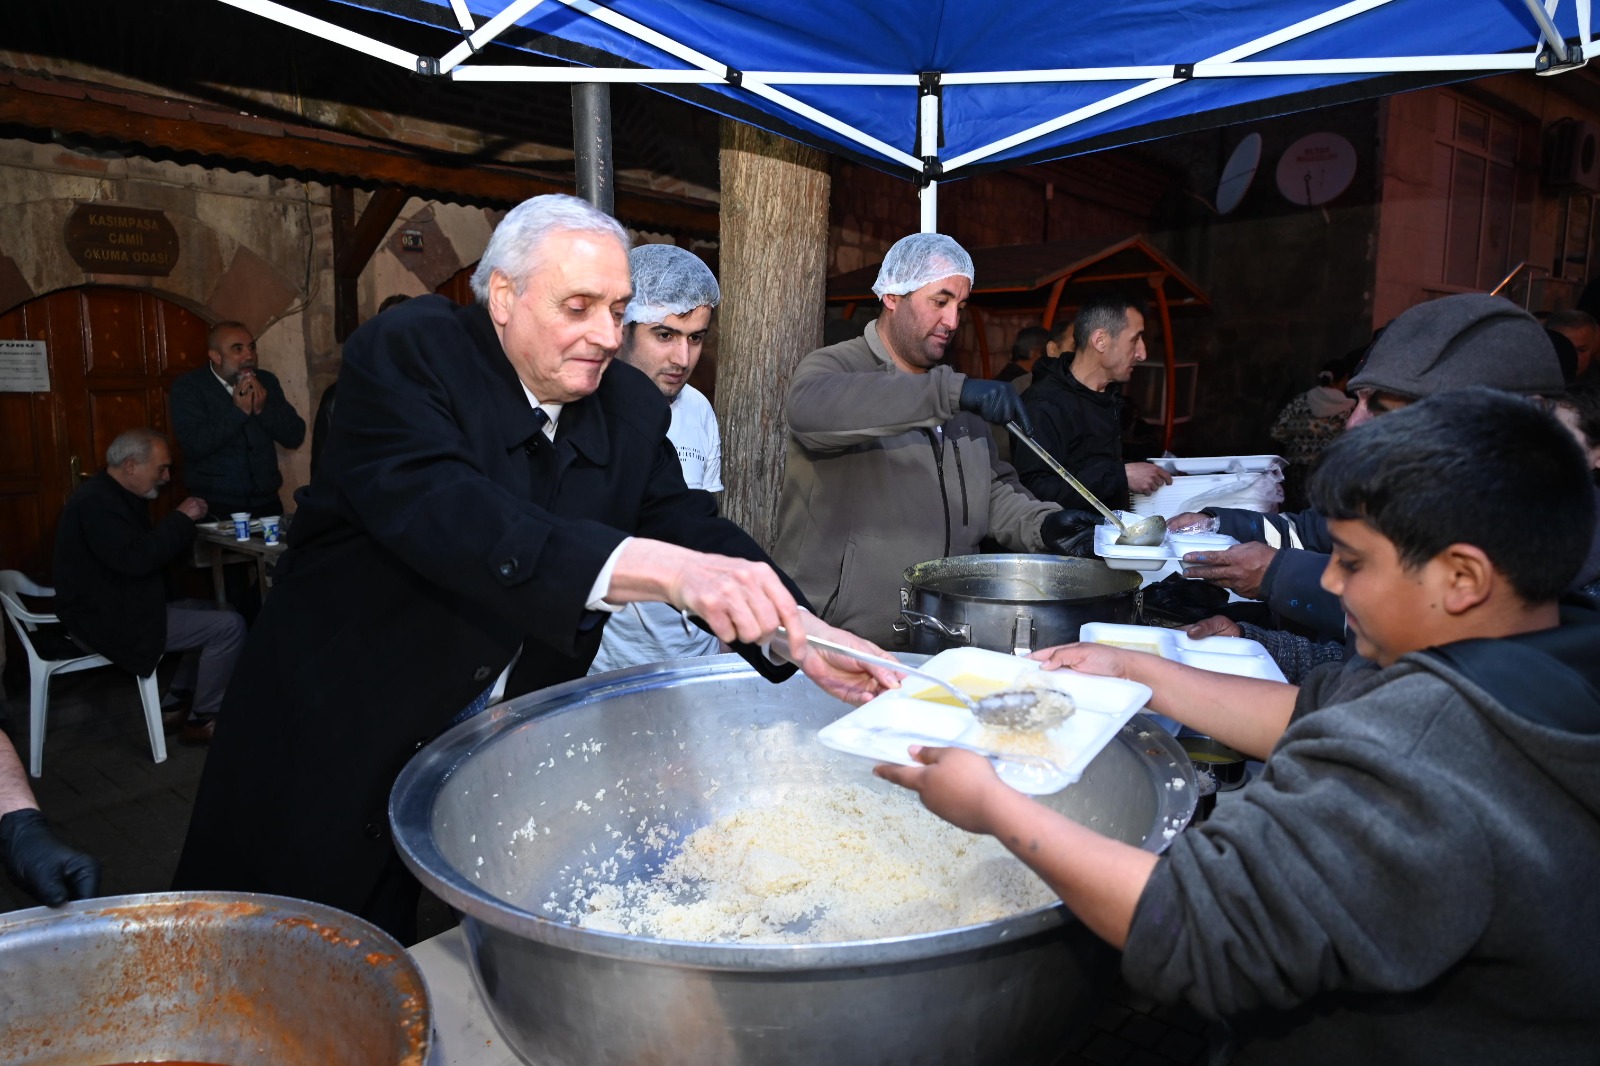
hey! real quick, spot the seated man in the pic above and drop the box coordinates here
[1014,293,1172,512]
[0,731,99,905]
[590,244,727,674]
[880,389,1600,1063]
[53,429,246,744]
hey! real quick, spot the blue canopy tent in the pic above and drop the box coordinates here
[212,0,1595,229]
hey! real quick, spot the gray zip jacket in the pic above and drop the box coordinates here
[772,320,1057,646]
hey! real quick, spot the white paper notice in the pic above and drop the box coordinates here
[0,339,49,392]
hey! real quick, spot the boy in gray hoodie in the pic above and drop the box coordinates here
[879,389,1600,1064]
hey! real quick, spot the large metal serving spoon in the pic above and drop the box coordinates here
[1005,422,1168,546]
[775,627,1048,727]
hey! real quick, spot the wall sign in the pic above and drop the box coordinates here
[65,204,180,276]
[0,339,50,392]
[1275,132,1357,207]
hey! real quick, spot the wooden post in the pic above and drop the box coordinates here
[1150,275,1178,452]
[717,120,831,551]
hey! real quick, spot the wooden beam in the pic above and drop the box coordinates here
[0,74,721,237]
[331,185,409,342]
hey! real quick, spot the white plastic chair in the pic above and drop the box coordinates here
[0,570,167,778]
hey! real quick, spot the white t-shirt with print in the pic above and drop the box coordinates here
[589,383,725,674]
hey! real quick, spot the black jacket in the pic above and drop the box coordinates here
[1016,358,1130,509]
[52,471,197,676]
[170,365,306,514]
[174,296,800,922]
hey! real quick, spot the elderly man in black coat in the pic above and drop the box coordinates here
[173,195,897,940]
[53,428,246,743]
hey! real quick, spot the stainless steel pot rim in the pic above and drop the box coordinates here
[902,554,1142,604]
[390,655,1196,972]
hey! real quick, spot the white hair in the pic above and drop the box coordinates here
[469,194,630,304]
[106,428,164,467]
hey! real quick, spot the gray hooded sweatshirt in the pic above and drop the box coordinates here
[1123,604,1600,1064]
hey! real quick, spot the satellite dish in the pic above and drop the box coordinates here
[1275,132,1357,206]
[1215,132,1261,215]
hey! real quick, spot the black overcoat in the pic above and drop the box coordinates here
[173,296,797,918]
[52,471,196,676]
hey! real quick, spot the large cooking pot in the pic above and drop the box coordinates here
[0,891,432,1065]
[391,654,1195,1066]
[899,554,1142,654]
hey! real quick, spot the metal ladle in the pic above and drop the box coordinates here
[774,627,1044,726]
[1005,422,1168,546]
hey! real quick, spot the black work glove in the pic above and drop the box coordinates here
[0,808,101,906]
[1040,509,1100,558]
[958,378,1033,435]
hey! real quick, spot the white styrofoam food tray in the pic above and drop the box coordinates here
[1077,622,1287,683]
[816,646,1153,794]
[1093,522,1238,571]
[1147,455,1285,475]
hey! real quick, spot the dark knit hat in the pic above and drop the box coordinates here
[1348,294,1565,398]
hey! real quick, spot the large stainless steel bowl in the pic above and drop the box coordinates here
[0,891,432,1065]
[391,655,1194,1066]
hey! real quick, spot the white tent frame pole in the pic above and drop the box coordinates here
[919,88,940,232]
[446,0,476,33]
[944,53,1533,84]
[451,67,716,82]
[558,0,924,167]
[213,0,422,71]
[435,0,922,169]
[1529,0,1573,59]
[439,0,550,71]
[948,0,1434,172]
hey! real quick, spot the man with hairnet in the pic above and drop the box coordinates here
[590,244,726,673]
[773,232,1096,647]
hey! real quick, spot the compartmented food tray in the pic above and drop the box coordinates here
[1147,455,1285,475]
[817,646,1153,794]
[1094,524,1238,571]
[1077,622,1287,683]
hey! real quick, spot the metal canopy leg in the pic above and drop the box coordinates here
[572,82,614,215]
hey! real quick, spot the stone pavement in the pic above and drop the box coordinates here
[0,663,1214,1065]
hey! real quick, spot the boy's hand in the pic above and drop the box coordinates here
[874,746,1006,834]
[1185,615,1242,640]
[1029,641,1135,680]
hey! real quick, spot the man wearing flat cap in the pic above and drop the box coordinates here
[1175,293,1576,655]
[772,232,1097,647]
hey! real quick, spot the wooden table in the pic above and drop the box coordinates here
[192,520,288,606]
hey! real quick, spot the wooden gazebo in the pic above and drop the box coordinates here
[827,235,1210,449]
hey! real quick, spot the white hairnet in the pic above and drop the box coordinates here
[623,244,721,326]
[871,233,975,298]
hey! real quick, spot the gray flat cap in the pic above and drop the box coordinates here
[1349,293,1565,398]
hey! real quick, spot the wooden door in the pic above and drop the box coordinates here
[0,287,210,582]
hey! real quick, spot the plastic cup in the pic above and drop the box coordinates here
[231,512,252,541]
[261,515,281,546]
